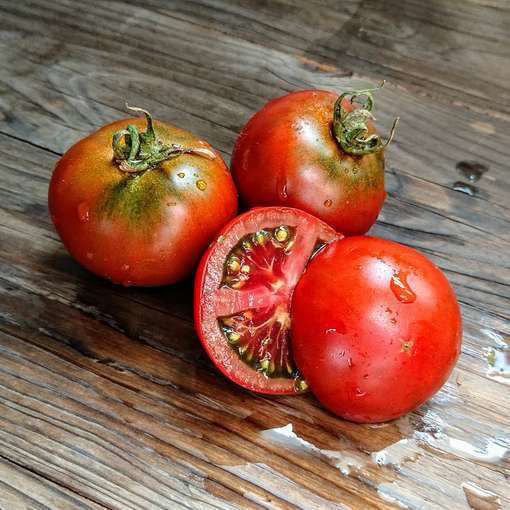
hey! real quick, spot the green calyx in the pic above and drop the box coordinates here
[332,81,399,156]
[112,104,215,173]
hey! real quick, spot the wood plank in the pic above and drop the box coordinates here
[0,1,509,508]
[0,457,106,510]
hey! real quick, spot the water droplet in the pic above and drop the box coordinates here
[280,184,288,200]
[122,264,130,271]
[325,328,336,334]
[177,172,185,178]
[86,252,94,260]
[196,179,207,191]
[347,357,353,368]
[355,388,366,397]
[77,202,90,222]
[453,181,478,196]
[390,271,416,303]
[123,280,133,287]
[456,161,488,182]
[324,199,333,208]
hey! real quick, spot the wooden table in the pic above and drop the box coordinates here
[1,1,509,508]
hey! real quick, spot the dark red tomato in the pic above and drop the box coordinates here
[231,86,398,235]
[49,107,237,286]
[194,207,340,394]
[291,236,462,423]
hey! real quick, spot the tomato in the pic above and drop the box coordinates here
[49,107,238,286]
[231,86,398,235]
[194,207,340,394]
[291,236,462,423]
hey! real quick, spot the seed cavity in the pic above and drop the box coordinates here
[227,257,241,273]
[221,225,296,291]
[255,230,269,245]
[219,306,299,379]
[227,331,241,344]
[274,225,290,242]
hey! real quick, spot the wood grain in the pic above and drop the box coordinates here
[0,0,509,508]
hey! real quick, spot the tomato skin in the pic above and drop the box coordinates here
[231,90,385,235]
[291,237,462,423]
[49,117,237,286]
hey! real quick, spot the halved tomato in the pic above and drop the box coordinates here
[194,207,340,394]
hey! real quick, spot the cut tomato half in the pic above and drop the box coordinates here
[194,207,341,394]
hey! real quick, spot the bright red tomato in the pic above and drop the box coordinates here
[231,87,398,235]
[49,107,237,286]
[291,236,462,423]
[194,207,339,394]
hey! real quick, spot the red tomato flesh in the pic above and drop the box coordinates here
[195,207,340,394]
[291,236,462,422]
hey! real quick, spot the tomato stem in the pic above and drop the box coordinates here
[332,81,399,156]
[112,104,215,173]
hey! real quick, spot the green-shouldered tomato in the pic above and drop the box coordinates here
[49,106,238,286]
[231,84,398,235]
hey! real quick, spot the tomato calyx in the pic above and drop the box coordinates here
[112,104,215,173]
[332,81,399,156]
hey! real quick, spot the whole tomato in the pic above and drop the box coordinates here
[49,106,237,286]
[291,236,462,423]
[231,85,398,235]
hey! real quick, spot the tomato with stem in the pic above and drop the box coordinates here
[231,83,398,235]
[49,106,237,286]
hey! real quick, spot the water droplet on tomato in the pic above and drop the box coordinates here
[122,264,130,271]
[390,271,416,303]
[355,388,366,397]
[123,280,133,287]
[324,199,333,208]
[77,202,90,222]
[196,179,207,191]
[280,184,288,200]
[86,252,94,260]
[325,328,336,334]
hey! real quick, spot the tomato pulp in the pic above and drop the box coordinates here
[49,107,237,286]
[195,207,340,394]
[291,236,462,422]
[231,87,398,235]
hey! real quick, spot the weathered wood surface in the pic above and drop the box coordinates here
[0,0,509,508]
